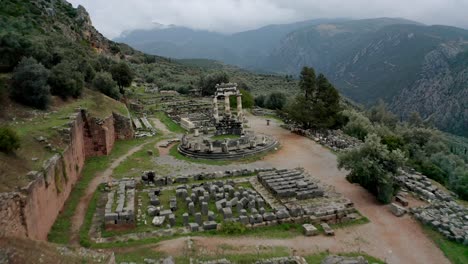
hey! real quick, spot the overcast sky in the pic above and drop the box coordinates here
[69,0,468,39]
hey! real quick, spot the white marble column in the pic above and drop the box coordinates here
[213,97,219,123]
[224,95,231,117]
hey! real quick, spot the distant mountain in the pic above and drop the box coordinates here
[114,18,348,69]
[264,20,468,136]
[116,18,468,136]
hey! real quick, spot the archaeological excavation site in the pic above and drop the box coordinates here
[1,1,467,264]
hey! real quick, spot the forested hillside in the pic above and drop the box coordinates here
[118,18,468,137]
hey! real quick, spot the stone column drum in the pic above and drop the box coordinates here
[237,94,243,121]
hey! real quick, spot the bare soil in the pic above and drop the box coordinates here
[155,115,450,264]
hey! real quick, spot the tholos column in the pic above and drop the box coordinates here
[213,97,219,123]
[224,95,231,117]
[237,94,243,121]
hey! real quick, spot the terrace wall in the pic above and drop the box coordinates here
[0,110,133,240]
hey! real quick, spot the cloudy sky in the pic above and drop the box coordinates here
[69,0,468,39]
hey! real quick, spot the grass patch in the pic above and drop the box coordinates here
[179,246,290,263]
[0,89,129,192]
[48,138,149,244]
[305,251,385,264]
[154,111,185,133]
[113,136,163,179]
[79,185,102,247]
[421,224,468,264]
[115,247,166,263]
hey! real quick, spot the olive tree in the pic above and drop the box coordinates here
[338,133,406,203]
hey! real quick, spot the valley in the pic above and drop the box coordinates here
[0,1,467,264]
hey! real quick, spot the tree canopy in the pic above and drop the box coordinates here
[286,67,341,129]
[338,133,406,203]
[48,60,84,98]
[198,72,229,96]
[92,71,120,100]
[110,62,134,94]
[266,92,287,110]
[11,57,50,109]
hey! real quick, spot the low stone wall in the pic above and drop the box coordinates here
[0,110,133,240]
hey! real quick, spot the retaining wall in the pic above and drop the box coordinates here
[0,109,133,240]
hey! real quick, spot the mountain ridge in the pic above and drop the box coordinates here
[116,18,468,136]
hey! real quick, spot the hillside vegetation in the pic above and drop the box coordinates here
[118,18,468,137]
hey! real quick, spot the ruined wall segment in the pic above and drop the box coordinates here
[0,109,133,240]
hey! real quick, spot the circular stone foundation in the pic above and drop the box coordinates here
[178,131,279,160]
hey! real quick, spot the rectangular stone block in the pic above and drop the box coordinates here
[222,207,233,219]
[203,221,218,230]
[188,223,199,232]
[302,224,318,236]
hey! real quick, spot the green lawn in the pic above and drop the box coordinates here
[305,252,385,264]
[113,136,165,179]
[154,111,186,133]
[422,224,468,264]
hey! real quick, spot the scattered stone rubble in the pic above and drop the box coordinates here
[412,201,468,244]
[132,115,157,138]
[321,255,368,264]
[395,171,452,202]
[396,170,467,244]
[284,125,361,151]
[255,256,308,264]
[104,179,136,227]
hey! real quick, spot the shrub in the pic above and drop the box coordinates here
[220,221,246,235]
[0,127,20,153]
[11,57,50,109]
[198,72,229,96]
[342,110,374,141]
[255,94,266,107]
[266,92,287,110]
[49,60,84,98]
[338,134,406,203]
[92,71,120,100]
[110,62,134,94]
[0,33,31,72]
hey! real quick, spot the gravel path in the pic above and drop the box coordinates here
[154,114,449,264]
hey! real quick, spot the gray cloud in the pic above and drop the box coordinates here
[69,0,468,38]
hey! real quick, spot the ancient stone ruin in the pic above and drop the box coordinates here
[177,83,279,160]
[257,169,324,200]
[104,179,136,228]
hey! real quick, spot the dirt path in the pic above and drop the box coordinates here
[69,141,151,245]
[154,115,450,264]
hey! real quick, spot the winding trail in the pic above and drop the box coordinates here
[68,141,151,245]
